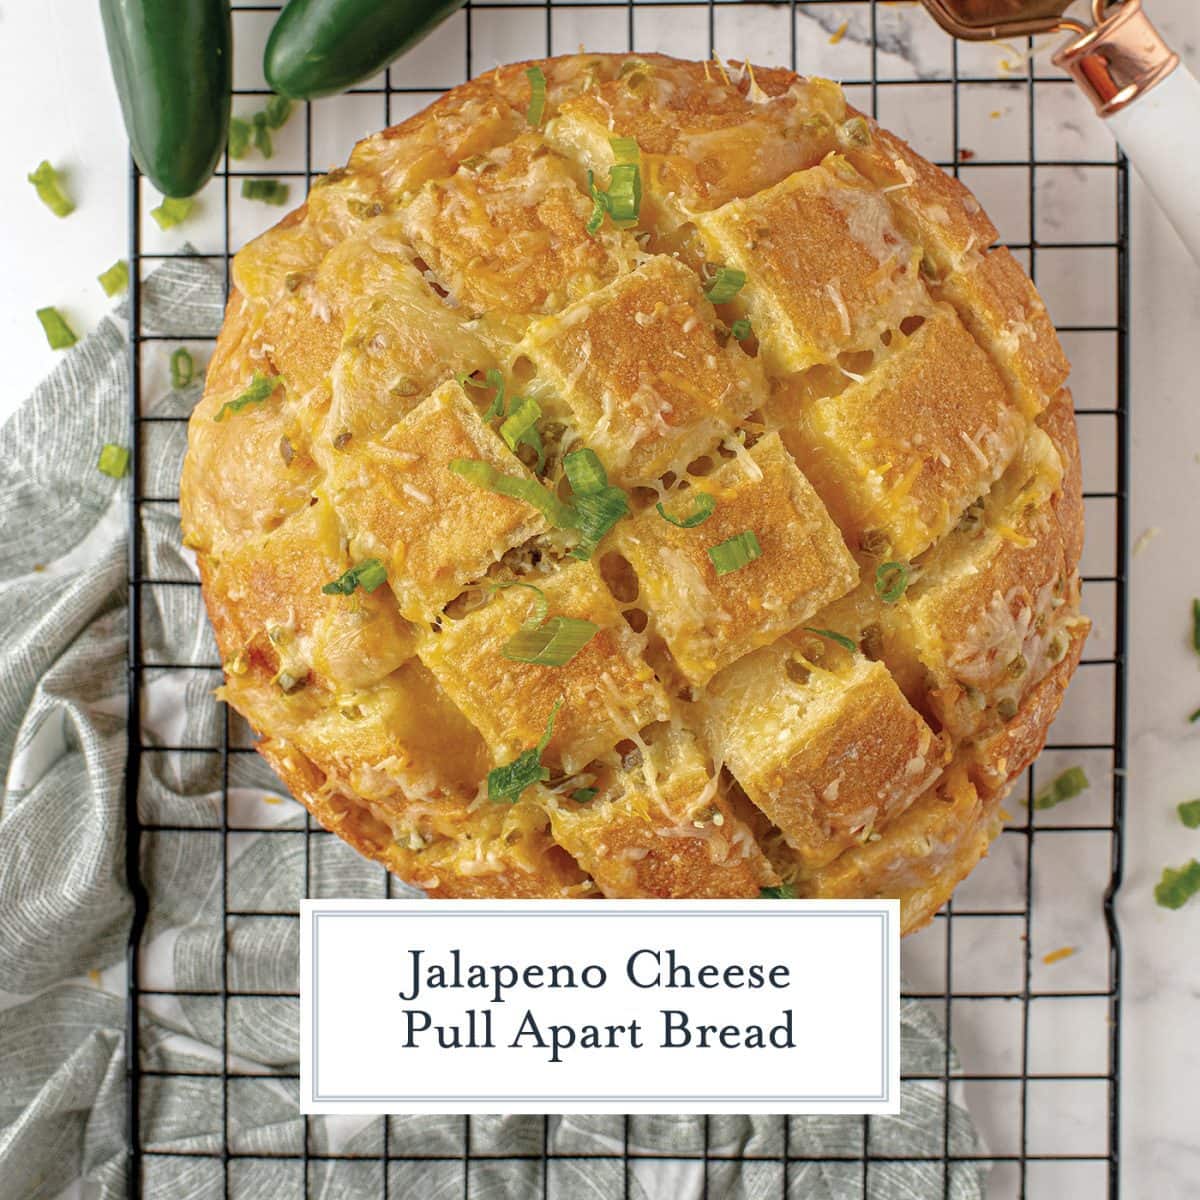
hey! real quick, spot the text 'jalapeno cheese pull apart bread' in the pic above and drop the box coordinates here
[181,54,1088,931]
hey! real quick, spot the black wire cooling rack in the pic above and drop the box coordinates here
[123,1,1129,1195]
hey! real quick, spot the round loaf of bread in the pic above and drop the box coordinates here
[181,54,1088,931]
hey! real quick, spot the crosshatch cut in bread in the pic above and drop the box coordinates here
[181,53,1088,932]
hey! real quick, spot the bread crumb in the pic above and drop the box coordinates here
[829,20,849,45]
[1042,946,1075,965]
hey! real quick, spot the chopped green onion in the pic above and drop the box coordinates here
[802,627,857,654]
[490,580,549,629]
[875,561,910,604]
[449,459,577,528]
[242,178,290,205]
[1192,598,1200,655]
[1155,859,1200,910]
[1029,765,1089,811]
[36,307,76,350]
[610,136,640,163]
[760,883,796,899]
[656,492,716,528]
[708,530,762,576]
[585,169,607,236]
[705,266,746,304]
[228,117,251,160]
[605,162,642,223]
[1178,799,1200,829]
[97,444,130,479]
[1190,705,1200,724]
[264,94,293,131]
[150,196,194,231]
[481,368,507,421]
[28,161,74,217]
[571,787,598,803]
[525,65,547,127]
[503,615,599,667]
[488,701,561,803]
[500,396,545,472]
[251,112,273,158]
[170,348,195,390]
[97,259,130,298]
[562,449,628,560]
[563,448,608,496]
[569,486,630,560]
[322,558,388,596]
[730,318,753,341]
[213,371,280,421]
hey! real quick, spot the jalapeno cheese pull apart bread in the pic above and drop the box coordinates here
[181,54,1088,931]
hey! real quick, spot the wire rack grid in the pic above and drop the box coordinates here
[124,1,1130,1197]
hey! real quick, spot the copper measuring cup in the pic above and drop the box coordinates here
[918,0,1200,261]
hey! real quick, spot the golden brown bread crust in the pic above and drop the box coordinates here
[182,54,1086,930]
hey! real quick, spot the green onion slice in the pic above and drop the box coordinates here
[605,162,642,223]
[1190,705,1200,725]
[242,178,290,205]
[488,700,561,803]
[449,458,577,528]
[264,94,293,131]
[36,307,76,350]
[569,487,629,560]
[170,347,195,390]
[503,615,599,667]
[1178,799,1200,829]
[1029,765,1089,811]
[228,117,251,160]
[526,66,547,127]
[1155,859,1200,910]
[28,161,74,217]
[500,396,545,472]
[585,169,608,236]
[97,444,130,479]
[563,448,608,497]
[708,530,762,576]
[150,196,194,231]
[571,787,598,803]
[802,627,857,654]
[214,371,280,421]
[760,883,796,899]
[875,561,910,604]
[1192,597,1200,655]
[704,266,747,304]
[730,318,752,341]
[98,259,130,298]
[609,136,640,163]
[656,492,716,528]
[322,558,388,596]
[251,112,273,158]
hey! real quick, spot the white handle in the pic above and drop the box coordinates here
[1105,64,1200,265]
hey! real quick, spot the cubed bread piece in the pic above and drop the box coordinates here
[938,246,1069,418]
[615,432,858,684]
[201,497,418,693]
[895,427,1083,736]
[419,561,670,773]
[803,767,993,933]
[547,725,775,897]
[317,222,493,443]
[546,61,845,225]
[327,381,548,622]
[704,644,945,868]
[771,303,1026,560]
[397,133,633,322]
[517,255,764,485]
[694,155,931,372]
[223,657,489,807]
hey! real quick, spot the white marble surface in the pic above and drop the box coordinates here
[2,2,1199,1195]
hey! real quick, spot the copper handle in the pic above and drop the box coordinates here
[1053,0,1180,117]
